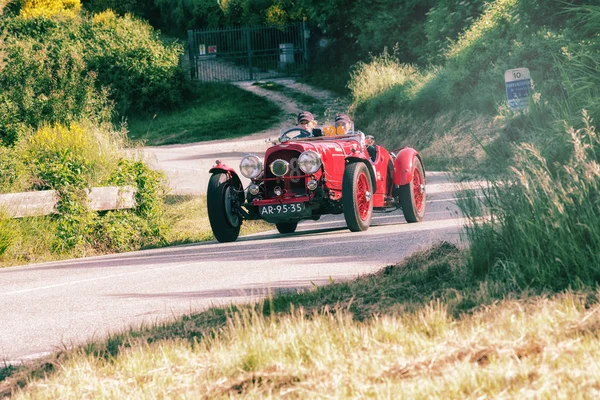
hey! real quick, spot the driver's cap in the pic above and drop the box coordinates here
[297,111,315,124]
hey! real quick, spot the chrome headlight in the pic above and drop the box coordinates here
[298,150,322,174]
[239,155,263,179]
[270,159,289,177]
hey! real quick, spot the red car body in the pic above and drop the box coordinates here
[207,130,426,242]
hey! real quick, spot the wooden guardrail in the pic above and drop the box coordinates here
[0,186,136,218]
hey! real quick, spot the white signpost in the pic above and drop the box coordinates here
[505,68,531,111]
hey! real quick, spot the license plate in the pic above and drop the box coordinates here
[260,203,304,216]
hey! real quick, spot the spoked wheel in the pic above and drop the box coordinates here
[398,157,426,223]
[342,162,374,232]
[276,221,298,234]
[207,173,243,242]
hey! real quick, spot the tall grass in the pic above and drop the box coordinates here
[458,4,600,290]
[463,113,600,289]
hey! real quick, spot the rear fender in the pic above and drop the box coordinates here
[346,157,377,190]
[393,147,424,186]
[209,164,243,189]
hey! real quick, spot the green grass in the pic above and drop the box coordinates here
[127,83,282,146]
[4,242,600,398]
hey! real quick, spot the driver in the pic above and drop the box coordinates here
[297,111,318,135]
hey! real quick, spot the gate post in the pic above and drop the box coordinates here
[245,28,253,80]
[302,20,310,66]
[187,30,197,80]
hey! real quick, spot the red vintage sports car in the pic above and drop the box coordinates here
[207,127,426,242]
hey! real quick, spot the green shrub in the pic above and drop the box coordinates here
[89,211,145,252]
[86,10,185,115]
[22,123,118,190]
[1,10,184,145]
[20,123,108,251]
[107,158,167,244]
[0,18,111,145]
[422,0,487,64]
[0,146,26,192]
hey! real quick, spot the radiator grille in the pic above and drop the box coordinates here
[265,150,306,197]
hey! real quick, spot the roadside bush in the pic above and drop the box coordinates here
[20,123,115,250]
[1,9,184,145]
[422,0,487,64]
[0,146,26,192]
[107,158,167,244]
[89,211,145,252]
[86,10,185,115]
[0,19,111,146]
[22,123,118,190]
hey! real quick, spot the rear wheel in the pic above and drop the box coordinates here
[398,157,426,223]
[276,221,298,234]
[207,173,242,242]
[342,162,373,232]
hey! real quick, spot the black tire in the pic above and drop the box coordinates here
[398,157,426,223]
[342,162,374,232]
[276,221,298,234]
[207,173,242,242]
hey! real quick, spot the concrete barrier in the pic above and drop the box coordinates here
[0,186,136,218]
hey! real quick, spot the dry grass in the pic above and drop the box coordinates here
[9,291,600,399]
[163,194,272,245]
[4,243,600,398]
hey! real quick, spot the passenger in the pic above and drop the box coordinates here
[333,113,375,161]
[334,113,354,134]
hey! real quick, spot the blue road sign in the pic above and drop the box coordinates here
[505,68,531,111]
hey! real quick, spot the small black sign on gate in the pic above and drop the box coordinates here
[187,23,308,82]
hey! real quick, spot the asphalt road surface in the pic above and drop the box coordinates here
[0,172,465,364]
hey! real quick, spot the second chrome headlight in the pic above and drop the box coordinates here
[298,150,322,174]
[239,155,263,179]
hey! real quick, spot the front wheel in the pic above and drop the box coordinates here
[207,173,243,242]
[398,157,426,223]
[276,221,298,234]
[342,162,374,232]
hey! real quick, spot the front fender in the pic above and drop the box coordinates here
[209,163,243,189]
[393,147,424,186]
[346,157,377,190]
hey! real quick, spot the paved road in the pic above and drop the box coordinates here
[0,172,464,364]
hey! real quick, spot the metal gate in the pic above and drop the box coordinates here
[187,23,308,82]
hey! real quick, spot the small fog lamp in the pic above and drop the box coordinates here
[248,184,260,196]
[307,179,318,191]
[274,186,283,196]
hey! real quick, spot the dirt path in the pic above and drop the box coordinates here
[142,78,348,195]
